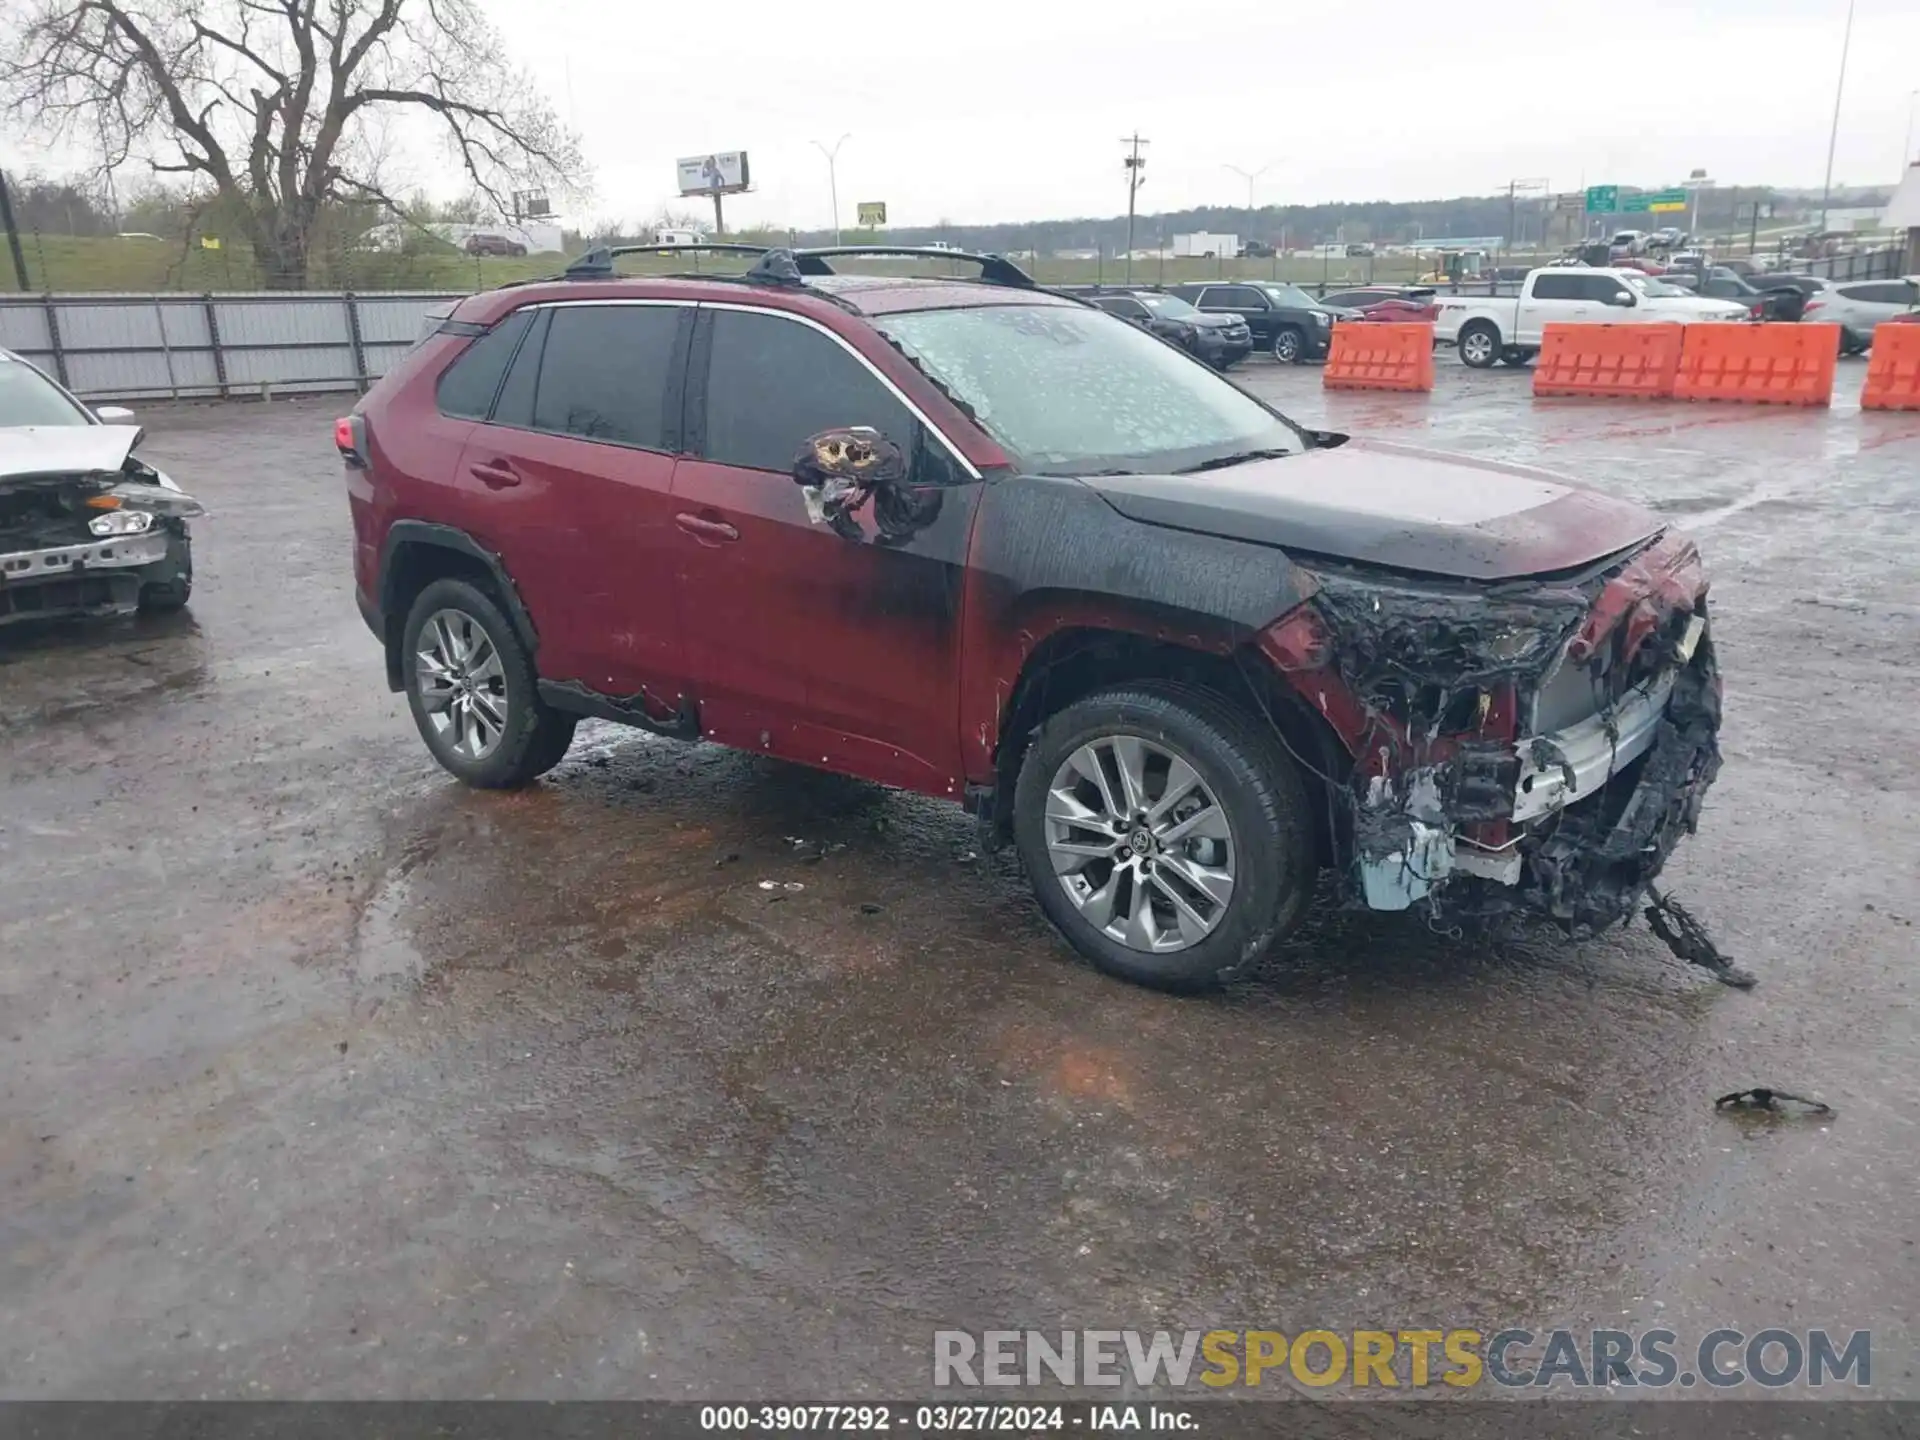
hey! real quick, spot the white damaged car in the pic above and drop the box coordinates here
[0,348,202,626]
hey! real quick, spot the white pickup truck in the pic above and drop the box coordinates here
[1434,267,1752,367]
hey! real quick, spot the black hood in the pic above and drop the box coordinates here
[1074,439,1664,581]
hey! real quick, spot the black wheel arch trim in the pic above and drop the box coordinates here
[375,521,540,690]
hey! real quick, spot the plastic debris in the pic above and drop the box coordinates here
[1715,1088,1834,1118]
[1645,886,1756,988]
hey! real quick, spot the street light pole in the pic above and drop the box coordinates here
[812,134,851,245]
[1819,0,1856,231]
[1224,163,1272,214]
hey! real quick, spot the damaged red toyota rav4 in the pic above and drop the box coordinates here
[339,245,1720,992]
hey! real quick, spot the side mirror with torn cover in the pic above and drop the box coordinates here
[791,426,942,546]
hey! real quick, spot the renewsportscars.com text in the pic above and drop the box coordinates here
[933,1328,1872,1391]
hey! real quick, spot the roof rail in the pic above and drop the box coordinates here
[564,242,772,280]
[781,246,1037,289]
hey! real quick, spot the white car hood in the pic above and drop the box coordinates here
[1662,296,1750,318]
[0,425,140,483]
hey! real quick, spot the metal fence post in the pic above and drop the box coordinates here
[155,298,179,400]
[203,293,228,399]
[343,291,368,392]
[41,293,68,387]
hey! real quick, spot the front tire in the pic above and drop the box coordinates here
[1013,682,1316,992]
[138,529,193,612]
[402,578,575,788]
[1458,321,1501,368]
[1272,326,1306,363]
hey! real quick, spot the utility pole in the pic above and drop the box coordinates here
[1819,0,1856,231]
[0,170,30,291]
[812,134,851,245]
[1120,133,1149,285]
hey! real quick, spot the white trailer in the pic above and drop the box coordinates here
[1171,232,1242,259]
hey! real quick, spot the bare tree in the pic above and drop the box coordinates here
[2,0,585,287]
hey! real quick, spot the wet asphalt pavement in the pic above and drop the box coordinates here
[2,359,1917,1401]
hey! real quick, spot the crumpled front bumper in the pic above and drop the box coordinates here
[1352,624,1722,929]
[0,529,176,624]
[1264,529,1723,932]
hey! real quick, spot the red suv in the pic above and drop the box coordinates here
[341,245,1723,991]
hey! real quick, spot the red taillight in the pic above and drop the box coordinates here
[1804,301,1825,315]
[335,414,368,469]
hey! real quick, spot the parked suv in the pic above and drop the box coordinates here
[341,245,1723,992]
[1803,277,1920,353]
[1167,281,1342,363]
[1082,291,1252,368]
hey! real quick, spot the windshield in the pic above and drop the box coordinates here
[0,357,90,427]
[875,304,1304,476]
[1137,293,1202,320]
[1258,283,1319,308]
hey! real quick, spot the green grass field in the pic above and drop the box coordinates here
[4,232,1470,294]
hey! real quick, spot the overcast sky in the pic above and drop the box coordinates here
[6,0,1919,229]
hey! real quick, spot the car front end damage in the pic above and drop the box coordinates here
[0,438,202,625]
[1259,531,1720,931]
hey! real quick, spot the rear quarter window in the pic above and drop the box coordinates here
[436,309,534,420]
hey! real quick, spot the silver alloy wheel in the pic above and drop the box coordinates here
[1460,327,1498,365]
[1273,328,1301,362]
[1044,734,1237,953]
[415,607,510,761]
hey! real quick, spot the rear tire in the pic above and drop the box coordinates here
[1458,321,1501,368]
[401,578,575,788]
[1013,681,1316,992]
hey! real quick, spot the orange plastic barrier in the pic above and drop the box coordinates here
[1532,323,1683,400]
[1673,322,1840,407]
[1861,321,1920,412]
[1323,322,1434,392]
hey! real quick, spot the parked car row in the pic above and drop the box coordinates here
[1068,263,1917,372]
[1081,291,1253,368]
[1064,282,1349,364]
[1434,267,1754,367]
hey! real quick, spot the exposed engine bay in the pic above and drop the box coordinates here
[1262,530,1721,932]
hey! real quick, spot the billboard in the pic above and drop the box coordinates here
[857,201,887,227]
[677,152,750,196]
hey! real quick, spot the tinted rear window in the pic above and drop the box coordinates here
[531,304,682,448]
[436,309,534,420]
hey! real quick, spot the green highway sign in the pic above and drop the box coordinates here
[1585,184,1618,213]
[1624,188,1689,214]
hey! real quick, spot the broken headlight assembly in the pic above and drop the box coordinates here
[1287,567,1591,695]
[87,509,157,537]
